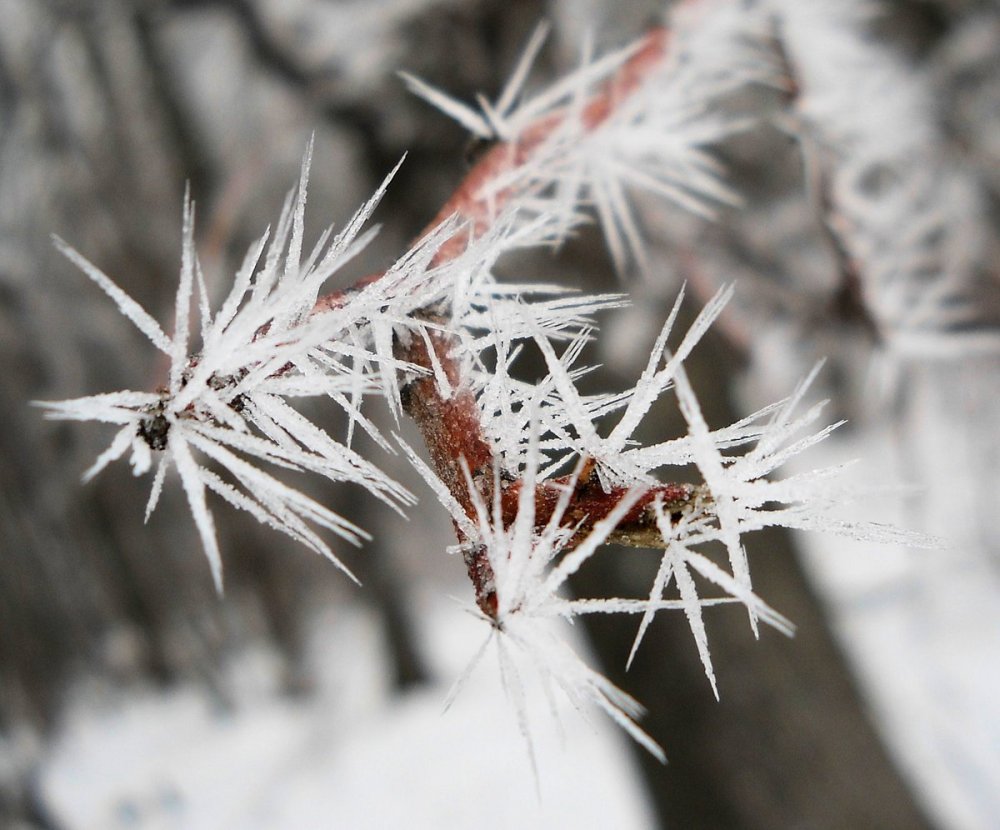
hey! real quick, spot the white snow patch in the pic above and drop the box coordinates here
[38,594,655,830]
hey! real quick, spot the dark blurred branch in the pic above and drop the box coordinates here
[772,17,883,344]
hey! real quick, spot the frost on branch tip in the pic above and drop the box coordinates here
[404,283,935,757]
[36,145,458,591]
[403,0,776,273]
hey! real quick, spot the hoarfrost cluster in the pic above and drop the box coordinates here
[40,0,938,759]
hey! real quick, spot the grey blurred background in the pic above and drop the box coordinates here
[1,0,998,827]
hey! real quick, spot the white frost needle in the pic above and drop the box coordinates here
[50,237,171,354]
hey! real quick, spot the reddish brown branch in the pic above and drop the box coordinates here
[423,27,669,266]
[395,324,493,525]
[309,26,701,618]
[504,476,698,549]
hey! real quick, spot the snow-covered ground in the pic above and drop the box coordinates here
[38,593,656,830]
